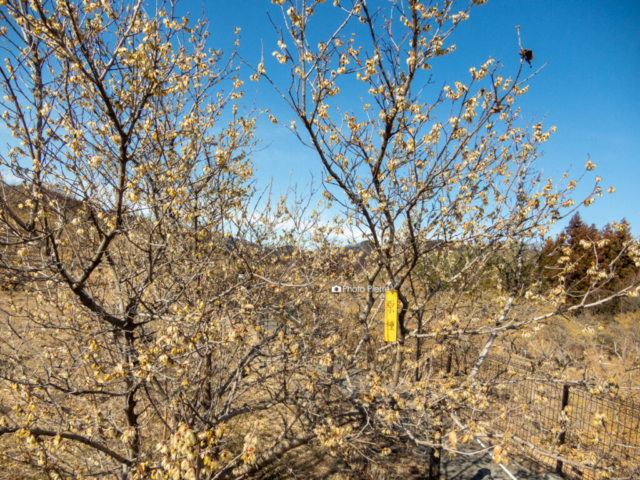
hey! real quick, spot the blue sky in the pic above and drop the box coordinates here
[196,0,640,236]
[1,0,638,238]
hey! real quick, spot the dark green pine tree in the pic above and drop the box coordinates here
[539,213,637,311]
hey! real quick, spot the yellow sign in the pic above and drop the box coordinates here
[384,290,398,342]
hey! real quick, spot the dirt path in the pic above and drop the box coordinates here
[442,442,541,480]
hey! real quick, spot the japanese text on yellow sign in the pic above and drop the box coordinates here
[384,290,397,342]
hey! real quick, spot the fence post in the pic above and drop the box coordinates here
[555,384,571,475]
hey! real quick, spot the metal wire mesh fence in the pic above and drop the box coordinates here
[443,354,640,479]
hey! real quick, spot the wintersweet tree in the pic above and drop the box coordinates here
[0,0,296,478]
[0,0,366,477]
[258,0,640,476]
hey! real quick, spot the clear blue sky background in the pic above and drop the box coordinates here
[2,0,637,237]
[196,0,640,237]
